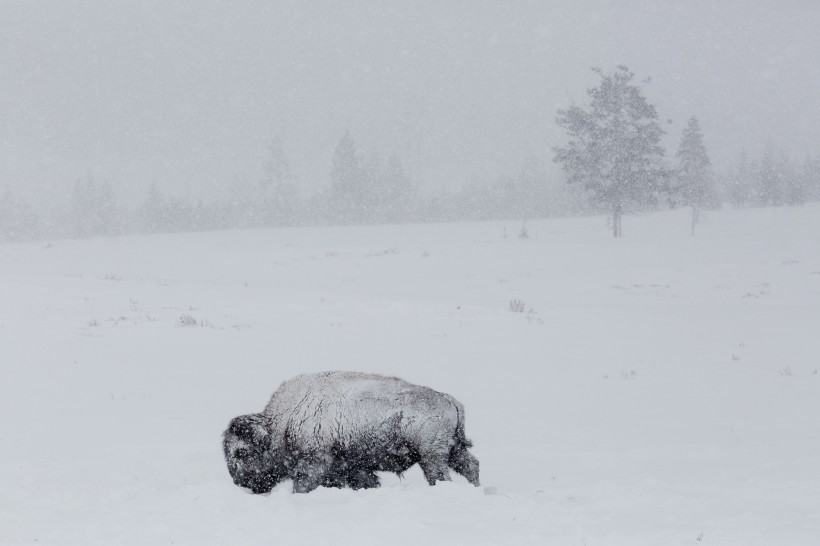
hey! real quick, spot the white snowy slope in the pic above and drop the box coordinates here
[1,206,819,545]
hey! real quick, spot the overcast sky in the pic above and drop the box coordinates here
[2,0,819,201]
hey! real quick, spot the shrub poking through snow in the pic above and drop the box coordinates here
[177,314,197,327]
[509,299,526,313]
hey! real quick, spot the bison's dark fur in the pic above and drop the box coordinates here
[223,371,480,494]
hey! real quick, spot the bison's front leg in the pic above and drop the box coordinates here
[291,458,332,494]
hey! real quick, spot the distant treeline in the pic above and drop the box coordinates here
[0,133,582,242]
[0,133,819,243]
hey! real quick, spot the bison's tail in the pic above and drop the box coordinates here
[448,395,473,449]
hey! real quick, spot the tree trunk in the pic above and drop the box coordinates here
[691,206,700,236]
[612,203,622,238]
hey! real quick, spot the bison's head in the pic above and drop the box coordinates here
[223,414,283,494]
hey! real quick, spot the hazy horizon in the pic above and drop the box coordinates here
[2,0,819,202]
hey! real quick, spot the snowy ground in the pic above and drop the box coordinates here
[1,205,819,545]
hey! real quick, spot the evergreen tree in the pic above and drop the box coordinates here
[138,183,199,234]
[728,151,753,208]
[330,131,366,224]
[802,156,820,202]
[71,175,118,237]
[258,136,298,226]
[361,150,383,223]
[0,188,39,242]
[553,66,667,237]
[755,146,782,207]
[380,154,416,223]
[138,183,168,233]
[779,152,805,206]
[674,116,713,235]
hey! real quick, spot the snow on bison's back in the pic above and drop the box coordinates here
[223,371,480,493]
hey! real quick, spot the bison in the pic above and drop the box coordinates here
[223,371,480,494]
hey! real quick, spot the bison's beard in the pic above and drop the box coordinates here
[231,467,281,494]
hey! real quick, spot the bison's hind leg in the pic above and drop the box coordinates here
[449,443,480,486]
[419,451,452,486]
[347,468,381,490]
[321,472,347,489]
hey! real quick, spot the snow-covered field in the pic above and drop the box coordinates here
[1,206,819,545]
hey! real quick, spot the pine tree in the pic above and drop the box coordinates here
[779,152,805,206]
[139,183,167,233]
[0,188,40,242]
[728,151,753,208]
[259,137,297,226]
[802,156,820,202]
[330,131,366,224]
[361,150,384,223]
[553,66,667,237]
[380,154,416,223]
[674,116,713,235]
[137,184,196,234]
[755,146,782,207]
[71,175,118,237]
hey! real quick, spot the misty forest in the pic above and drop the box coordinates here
[2,67,820,241]
[2,4,820,242]
[2,2,820,545]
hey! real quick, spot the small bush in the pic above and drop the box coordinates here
[509,299,526,313]
[178,314,198,327]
